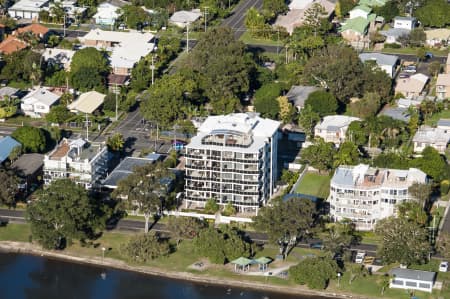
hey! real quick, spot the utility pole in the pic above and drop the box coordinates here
[150,55,155,85]
[63,14,66,37]
[186,22,190,53]
[204,6,209,32]
[276,28,280,55]
[115,83,118,121]
[85,113,89,141]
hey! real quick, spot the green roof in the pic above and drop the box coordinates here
[230,257,253,266]
[253,257,272,264]
[353,5,372,13]
[339,17,370,35]
[358,0,387,7]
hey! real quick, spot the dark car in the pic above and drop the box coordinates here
[310,242,324,250]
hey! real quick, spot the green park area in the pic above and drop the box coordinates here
[295,173,331,199]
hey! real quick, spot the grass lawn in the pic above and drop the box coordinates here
[381,47,449,56]
[425,109,450,126]
[0,223,31,242]
[295,173,331,199]
[356,231,381,246]
[239,31,283,47]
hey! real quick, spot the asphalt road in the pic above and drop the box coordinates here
[49,28,88,39]
[0,125,17,137]
[221,0,263,39]
[0,208,377,253]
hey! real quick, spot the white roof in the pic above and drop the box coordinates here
[9,0,48,12]
[413,125,450,145]
[169,10,202,24]
[82,29,154,44]
[42,48,75,65]
[68,91,105,114]
[93,2,120,19]
[411,73,429,83]
[316,115,361,131]
[22,88,60,106]
[289,0,313,10]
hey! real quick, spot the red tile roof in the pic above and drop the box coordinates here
[0,36,27,54]
[16,23,49,36]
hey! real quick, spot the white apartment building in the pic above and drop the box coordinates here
[43,138,109,189]
[329,164,427,230]
[184,113,280,214]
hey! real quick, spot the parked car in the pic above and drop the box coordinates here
[439,261,448,272]
[309,242,324,250]
[404,65,417,73]
[355,251,366,264]
[425,52,433,59]
[399,73,410,78]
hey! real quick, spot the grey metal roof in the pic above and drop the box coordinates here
[0,87,19,98]
[380,107,410,122]
[380,28,410,38]
[394,16,416,21]
[332,167,354,186]
[11,153,44,177]
[286,85,320,107]
[359,53,399,67]
[389,268,436,282]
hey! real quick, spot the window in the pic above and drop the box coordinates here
[419,283,430,289]
[405,281,417,287]
[392,279,403,285]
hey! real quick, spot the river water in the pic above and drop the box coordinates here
[0,252,330,299]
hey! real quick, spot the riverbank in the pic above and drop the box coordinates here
[0,241,369,299]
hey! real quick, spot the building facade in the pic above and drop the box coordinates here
[184,113,280,214]
[43,138,109,189]
[314,115,360,146]
[329,164,427,230]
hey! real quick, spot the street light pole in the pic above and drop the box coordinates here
[115,83,118,121]
[101,247,106,262]
[204,6,208,32]
[151,55,155,85]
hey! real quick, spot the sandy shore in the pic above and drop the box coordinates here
[0,241,373,299]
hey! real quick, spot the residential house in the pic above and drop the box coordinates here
[42,48,75,71]
[46,0,87,23]
[184,113,280,214]
[68,91,105,114]
[21,87,60,118]
[108,73,129,94]
[81,29,155,75]
[397,97,423,108]
[12,153,44,193]
[93,2,120,26]
[285,85,321,111]
[425,28,450,47]
[380,28,410,44]
[0,36,27,54]
[389,268,435,293]
[275,0,335,35]
[412,125,450,153]
[349,5,372,19]
[8,0,50,20]
[329,164,427,230]
[380,106,410,122]
[436,73,450,100]
[395,73,429,98]
[169,9,202,27]
[339,17,370,45]
[359,52,399,78]
[393,16,416,30]
[0,87,20,100]
[314,115,361,146]
[43,138,109,189]
[102,155,164,189]
[15,23,49,40]
[0,136,21,163]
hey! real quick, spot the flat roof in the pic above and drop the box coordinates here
[102,157,159,188]
[389,268,435,282]
[12,153,44,176]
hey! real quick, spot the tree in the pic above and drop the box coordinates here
[262,0,287,21]
[301,139,336,173]
[410,146,450,181]
[290,257,338,289]
[106,133,125,152]
[222,202,236,216]
[193,226,252,264]
[0,49,42,84]
[347,92,382,118]
[408,183,432,206]
[379,274,391,295]
[397,201,428,226]
[186,27,254,109]
[26,179,107,249]
[141,73,196,128]
[436,232,450,259]
[204,198,220,214]
[375,217,429,265]
[323,219,357,255]
[303,45,364,103]
[119,5,149,29]
[253,197,317,256]
[70,48,109,91]
[8,145,21,163]
[120,233,170,262]
[303,3,328,37]
[253,83,281,119]
[277,96,296,124]
[167,216,206,247]
[0,168,18,207]
[362,64,392,100]
[428,61,441,77]
[409,28,426,47]
[304,91,338,116]
[46,105,74,124]
[12,126,46,153]
[245,7,266,36]
[333,141,360,167]
[416,0,450,28]
[113,163,173,233]
[298,105,320,138]
[373,1,399,22]
[346,120,367,146]
[336,0,357,18]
